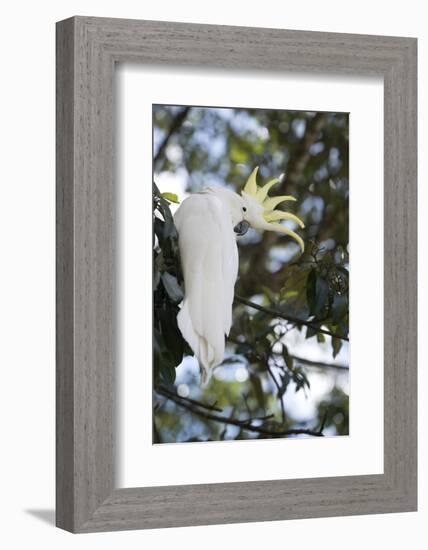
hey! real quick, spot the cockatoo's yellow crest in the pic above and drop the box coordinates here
[242,166,305,253]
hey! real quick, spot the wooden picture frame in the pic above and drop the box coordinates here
[56,16,417,533]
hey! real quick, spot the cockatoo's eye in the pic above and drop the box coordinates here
[242,206,247,212]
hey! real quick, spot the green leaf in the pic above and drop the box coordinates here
[332,337,343,358]
[160,360,176,385]
[278,371,290,398]
[154,217,165,245]
[154,186,177,239]
[317,332,326,343]
[332,294,348,325]
[306,326,318,339]
[307,269,330,318]
[292,367,310,392]
[261,285,277,304]
[279,265,310,311]
[282,345,294,370]
[158,307,184,366]
[313,275,329,317]
[153,326,178,384]
[161,272,184,304]
[161,192,180,204]
[153,181,161,196]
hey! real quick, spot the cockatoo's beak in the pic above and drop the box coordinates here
[234,220,250,236]
[241,166,305,253]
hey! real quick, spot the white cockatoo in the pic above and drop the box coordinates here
[173,167,305,383]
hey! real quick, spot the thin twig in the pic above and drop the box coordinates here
[266,363,286,425]
[318,409,329,434]
[226,337,349,371]
[156,386,324,437]
[157,384,223,412]
[234,295,349,342]
[291,355,349,371]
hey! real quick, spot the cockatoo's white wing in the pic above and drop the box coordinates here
[174,193,238,383]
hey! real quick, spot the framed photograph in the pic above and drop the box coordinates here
[56,16,417,532]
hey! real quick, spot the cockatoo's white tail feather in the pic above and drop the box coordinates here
[174,193,238,384]
[177,302,214,384]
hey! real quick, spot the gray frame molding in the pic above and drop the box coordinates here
[56,16,417,533]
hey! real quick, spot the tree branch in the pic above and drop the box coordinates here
[234,295,349,341]
[155,385,324,438]
[291,354,349,371]
[265,363,286,424]
[226,337,349,371]
[157,384,223,412]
